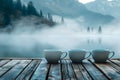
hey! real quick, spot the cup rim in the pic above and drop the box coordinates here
[44,50,62,52]
[68,50,88,53]
[69,49,87,51]
[92,49,111,52]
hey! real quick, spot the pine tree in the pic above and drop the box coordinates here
[2,0,14,14]
[3,14,11,26]
[22,5,27,16]
[47,13,53,22]
[15,0,22,11]
[61,16,64,23]
[0,0,13,26]
[39,10,43,18]
[0,0,4,12]
[27,1,38,16]
[98,26,102,33]
[87,27,90,32]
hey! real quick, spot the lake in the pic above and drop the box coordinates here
[0,33,120,59]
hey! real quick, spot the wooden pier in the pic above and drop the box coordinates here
[0,58,120,80]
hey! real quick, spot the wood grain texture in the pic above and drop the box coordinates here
[15,59,40,80]
[0,59,120,80]
[0,60,21,77]
[83,60,108,80]
[0,60,31,80]
[89,60,120,80]
[31,59,50,80]
[0,60,10,67]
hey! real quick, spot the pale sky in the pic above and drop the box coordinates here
[78,0,95,4]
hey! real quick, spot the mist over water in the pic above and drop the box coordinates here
[0,17,120,58]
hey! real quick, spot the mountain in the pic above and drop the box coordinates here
[20,0,87,17]
[20,0,114,26]
[86,0,120,19]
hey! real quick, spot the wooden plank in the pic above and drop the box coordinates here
[117,58,120,61]
[16,59,40,80]
[0,60,11,67]
[0,60,31,80]
[0,58,41,60]
[110,60,120,67]
[72,63,84,80]
[0,60,21,77]
[89,60,120,80]
[83,60,108,80]
[24,60,41,80]
[31,59,50,80]
[61,60,76,80]
[72,63,92,80]
[66,60,76,80]
[48,63,61,80]
[61,60,71,80]
[0,59,120,80]
[79,64,92,80]
[108,60,120,74]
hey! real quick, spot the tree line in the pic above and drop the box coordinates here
[0,0,54,28]
[87,26,102,33]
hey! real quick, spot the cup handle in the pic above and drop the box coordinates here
[109,51,115,59]
[85,52,91,59]
[61,52,67,59]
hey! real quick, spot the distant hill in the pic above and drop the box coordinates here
[86,0,120,19]
[21,0,114,26]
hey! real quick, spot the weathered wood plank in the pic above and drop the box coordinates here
[16,59,40,80]
[0,59,119,80]
[24,60,41,80]
[0,60,21,77]
[0,60,31,80]
[83,60,108,80]
[66,60,76,80]
[48,63,61,80]
[0,60,10,67]
[61,60,71,80]
[61,60,76,80]
[79,64,92,80]
[110,60,120,67]
[72,63,84,80]
[90,60,120,80]
[31,59,50,80]
[108,60,120,74]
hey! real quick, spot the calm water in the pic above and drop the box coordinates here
[0,33,120,59]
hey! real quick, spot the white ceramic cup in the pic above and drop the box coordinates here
[44,50,67,64]
[69,50,91,63]
[92,50,115,63]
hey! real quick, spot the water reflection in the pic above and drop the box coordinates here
[87,37,102,44]
[0,34,120,58]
